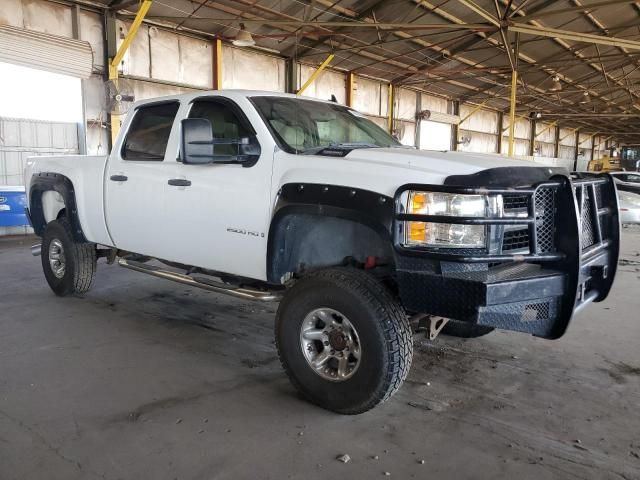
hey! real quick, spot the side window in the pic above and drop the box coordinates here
[188,100,251,156]
[122,102,180,160]
[627,174,640,183]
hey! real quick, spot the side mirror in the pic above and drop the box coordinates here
[180,118,214,164]
[180,118,261,166]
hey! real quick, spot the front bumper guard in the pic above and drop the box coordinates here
[393,174,620,339]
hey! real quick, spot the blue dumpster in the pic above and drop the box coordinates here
[0,186,29,227]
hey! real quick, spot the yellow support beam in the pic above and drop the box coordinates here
[534,121,558,139]
[502,112,527,133]
[507,70,518,158]
[297,54,335,96]
[458,99,491,127]
[109,0,153,144]
[109,0,153,80]
[388,83,394,134]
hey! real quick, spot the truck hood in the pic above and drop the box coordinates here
[276,147,565,199]
[341,147,537,176]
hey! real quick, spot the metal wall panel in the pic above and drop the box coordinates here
[421,93,449,114]
[536,122,556,143]
[396,88,416,121]
[22,0,72,37]
[459,105,498,134]
[503,117,532,139]
[459,130,497,153]
[500,138,530,156]
[299,64,346,103]
[80,10,104,71]
[0,117,79,186]
[223,46,285,91]
[353,76,384,116]
[0,0,24,27]
[559,128,577,146]
[559,145,575,160]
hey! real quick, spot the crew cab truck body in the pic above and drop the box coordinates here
[25,90,620,414]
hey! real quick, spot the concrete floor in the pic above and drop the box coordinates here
[1,231,639,480]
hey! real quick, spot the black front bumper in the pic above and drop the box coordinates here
[393,173,620,339]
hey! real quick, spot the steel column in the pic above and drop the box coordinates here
[508,70,518,157]
[212,38,222,90]
[346,71,355,107]
[108,0,153,144]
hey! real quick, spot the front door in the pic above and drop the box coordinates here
[161,97,274,281]
[104,100,180,257]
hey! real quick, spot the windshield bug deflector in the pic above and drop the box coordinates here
[250,96,401,155]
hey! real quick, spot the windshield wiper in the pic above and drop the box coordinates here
[300,142,382,155]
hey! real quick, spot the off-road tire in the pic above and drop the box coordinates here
[41,218,97,296]
[442,320,494,338]
[276,268,412,414]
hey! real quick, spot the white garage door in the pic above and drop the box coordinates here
[0,24,93,78]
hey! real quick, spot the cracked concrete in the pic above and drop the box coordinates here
[1,229,639,480]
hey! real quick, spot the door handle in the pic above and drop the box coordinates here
[110,175,128,182]
[168,179,192,187]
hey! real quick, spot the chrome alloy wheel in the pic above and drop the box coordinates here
[300,308,361,382]
[48,239,66,279]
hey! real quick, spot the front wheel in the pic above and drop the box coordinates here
[276,268,412,414]
[41,218,97,296]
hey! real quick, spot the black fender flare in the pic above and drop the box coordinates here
[28,172,87,242]
[266,183,394,283]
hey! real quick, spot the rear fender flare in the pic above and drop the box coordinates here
[29,173,87,242]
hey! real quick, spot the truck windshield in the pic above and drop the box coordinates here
[251,96,400,154]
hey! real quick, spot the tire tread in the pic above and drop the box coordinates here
[277,268,412,414]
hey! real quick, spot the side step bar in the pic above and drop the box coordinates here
[118,259,282,302]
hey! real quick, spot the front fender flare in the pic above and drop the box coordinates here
[266,183,394,283]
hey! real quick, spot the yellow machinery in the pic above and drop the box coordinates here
[587,155,622,173]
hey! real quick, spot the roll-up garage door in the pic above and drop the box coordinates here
[0,24,93,79]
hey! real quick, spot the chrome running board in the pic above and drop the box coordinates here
[118,258,282,302]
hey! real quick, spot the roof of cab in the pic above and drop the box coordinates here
[131,89,339,109]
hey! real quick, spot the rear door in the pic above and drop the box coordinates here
[104,101,180,257]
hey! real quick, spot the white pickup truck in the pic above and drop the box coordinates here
[25,90,620,414]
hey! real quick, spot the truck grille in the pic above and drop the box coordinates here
[502,229,529,251]
[501,182,605,255]
[534,187,557,253]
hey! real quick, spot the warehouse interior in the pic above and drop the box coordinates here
[1,0,640,479]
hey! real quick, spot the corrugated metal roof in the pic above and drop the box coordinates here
[101,0,640,141]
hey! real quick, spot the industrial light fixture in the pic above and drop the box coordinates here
[549,76,562,92]
[529,111,542,119]
[233,24,255,47]
[580,91,591,104]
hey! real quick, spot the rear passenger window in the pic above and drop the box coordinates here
[122,102,180,160]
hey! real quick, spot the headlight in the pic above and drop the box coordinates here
[404,192,487,248]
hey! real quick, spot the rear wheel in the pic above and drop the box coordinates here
[41,218,97,296]
[276,268,412,414]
